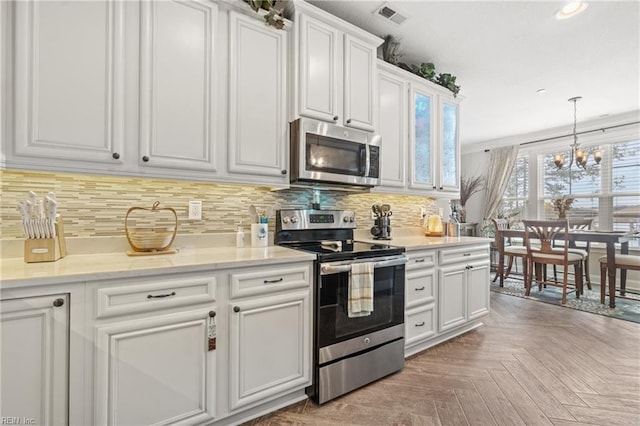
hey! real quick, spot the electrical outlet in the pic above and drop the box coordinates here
[188,200,202,220]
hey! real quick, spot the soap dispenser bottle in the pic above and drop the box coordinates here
[236,224,245,248]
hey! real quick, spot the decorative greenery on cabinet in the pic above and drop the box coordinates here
[380,34,461,97]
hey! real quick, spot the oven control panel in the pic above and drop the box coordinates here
[277,209,356,230]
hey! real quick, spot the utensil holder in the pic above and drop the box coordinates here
[24,216,67,263]
[251,223,268,247]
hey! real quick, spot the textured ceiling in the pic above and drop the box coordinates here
[307,0,640,145]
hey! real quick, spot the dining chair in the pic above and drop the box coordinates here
[599,254,640,305]
[491,218,528,287]
[522,219,585,304]
[552,218,593,291]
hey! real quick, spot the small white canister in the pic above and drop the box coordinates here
[251,223,268,247]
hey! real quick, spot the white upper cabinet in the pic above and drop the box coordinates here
[138,0,219,172]
[227,10,288,183]
[297,14,340,123]
[10,0,126,170]
[409,84,436,190]
[375,60,461,195]
[292,1,381,131]
[343,34,377,131]
[377,66,408,188]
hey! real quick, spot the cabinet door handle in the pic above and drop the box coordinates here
[264,278,284,284]
[415,322,425,327]
[147,291,176,299]
[112,152,120,160]
[233,306,240,313]
[209,310,216,318]
[415,259,425,263]
[53,298,64,307]
[414,286,425,291]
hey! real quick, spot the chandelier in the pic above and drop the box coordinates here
[553,96,602,170]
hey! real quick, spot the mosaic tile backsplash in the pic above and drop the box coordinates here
[1,171,437,239]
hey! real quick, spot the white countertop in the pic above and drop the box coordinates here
[1,230,491,289]
[1,245,316,289]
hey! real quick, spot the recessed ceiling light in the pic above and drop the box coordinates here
[556,2,588,20]
[537,89,547,94]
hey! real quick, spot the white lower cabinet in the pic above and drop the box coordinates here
[228,290,310,410]
[90,272,218,426]
[227,263,312,413]
[94,308,217,425]
[0,294,69,425]
[405,244,490,357]
[438,245,491,333]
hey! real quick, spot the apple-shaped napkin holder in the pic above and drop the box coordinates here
[125,201,178,256]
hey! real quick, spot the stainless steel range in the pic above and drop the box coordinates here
[275,209,407,404]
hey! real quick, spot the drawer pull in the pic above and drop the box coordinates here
[147,291,176,299]
[414,259,426,263]
[264,278,284,284]
[463,253,471,256]
[415,286,425,291]
[415,322,425,327]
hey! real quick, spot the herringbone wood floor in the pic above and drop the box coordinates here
[247,292,640,425]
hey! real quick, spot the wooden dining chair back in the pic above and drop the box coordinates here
[491,218,528,287]
[522,219,585,304]
[553,218,594,290]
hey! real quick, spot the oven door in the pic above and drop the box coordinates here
[316,255,406,350]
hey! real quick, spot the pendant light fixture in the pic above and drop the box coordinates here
[553,96,602,170]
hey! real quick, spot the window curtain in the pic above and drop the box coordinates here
[482,145,519,225]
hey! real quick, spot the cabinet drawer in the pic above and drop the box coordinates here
[405,304,436,345]
[406,268,436,308]
[230,263,311,299]
[406,249,436,270]
[96,274,217,319]
[439,244,489,266]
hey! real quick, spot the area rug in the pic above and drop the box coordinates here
[490,278,640,324]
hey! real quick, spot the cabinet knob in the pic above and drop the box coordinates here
[112,152,120,160]
[333,115,339,122]
[209,310,216,318]
[142,156,149,162]
[346,119,352,124]
[233,306,240,313]
[439,186,443,190]
[281,169,287,175]
[53,298,64,307]
[432,186,436,190]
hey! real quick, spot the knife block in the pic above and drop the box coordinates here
[24,216,68,263]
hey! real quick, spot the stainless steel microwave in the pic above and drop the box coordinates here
[289,118,381,189]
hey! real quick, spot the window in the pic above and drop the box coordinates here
[537,139,639,245]
[502,154,528,219]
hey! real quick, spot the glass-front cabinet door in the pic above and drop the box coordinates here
[409,85,436,189]
[439,100,460,191]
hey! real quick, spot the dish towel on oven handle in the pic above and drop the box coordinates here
[348,262,374,317]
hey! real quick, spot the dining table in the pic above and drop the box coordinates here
[495,228,638,308]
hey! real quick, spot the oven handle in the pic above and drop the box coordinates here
[320,255,407,275]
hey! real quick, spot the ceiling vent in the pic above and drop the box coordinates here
[374,3,409,25]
